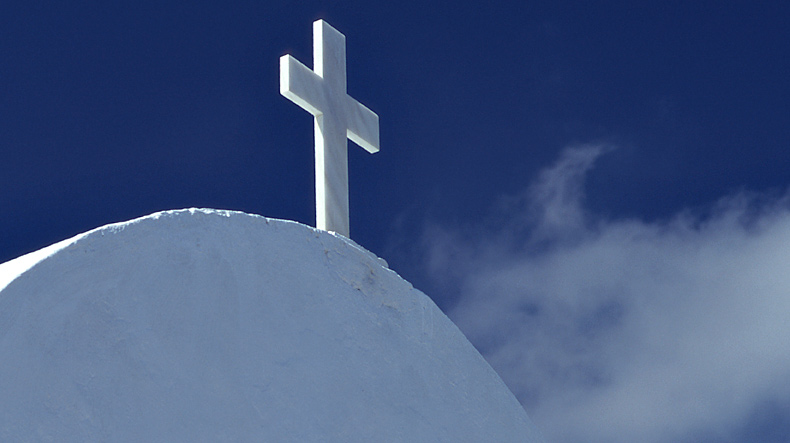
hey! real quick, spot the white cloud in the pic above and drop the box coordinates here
[421,145,790,442]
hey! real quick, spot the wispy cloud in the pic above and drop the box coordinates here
[420,145,790,442]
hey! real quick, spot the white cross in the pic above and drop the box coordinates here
[280,20,380,238]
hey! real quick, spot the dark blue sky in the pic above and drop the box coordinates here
[3,1,788,263]
[2,2,790,441]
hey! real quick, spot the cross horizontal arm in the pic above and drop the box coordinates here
[346,97,379,153]
[279,54,326,116]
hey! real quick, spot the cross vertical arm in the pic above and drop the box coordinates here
[314,20,346,93]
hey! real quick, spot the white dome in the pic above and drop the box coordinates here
[0,209,543,442]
